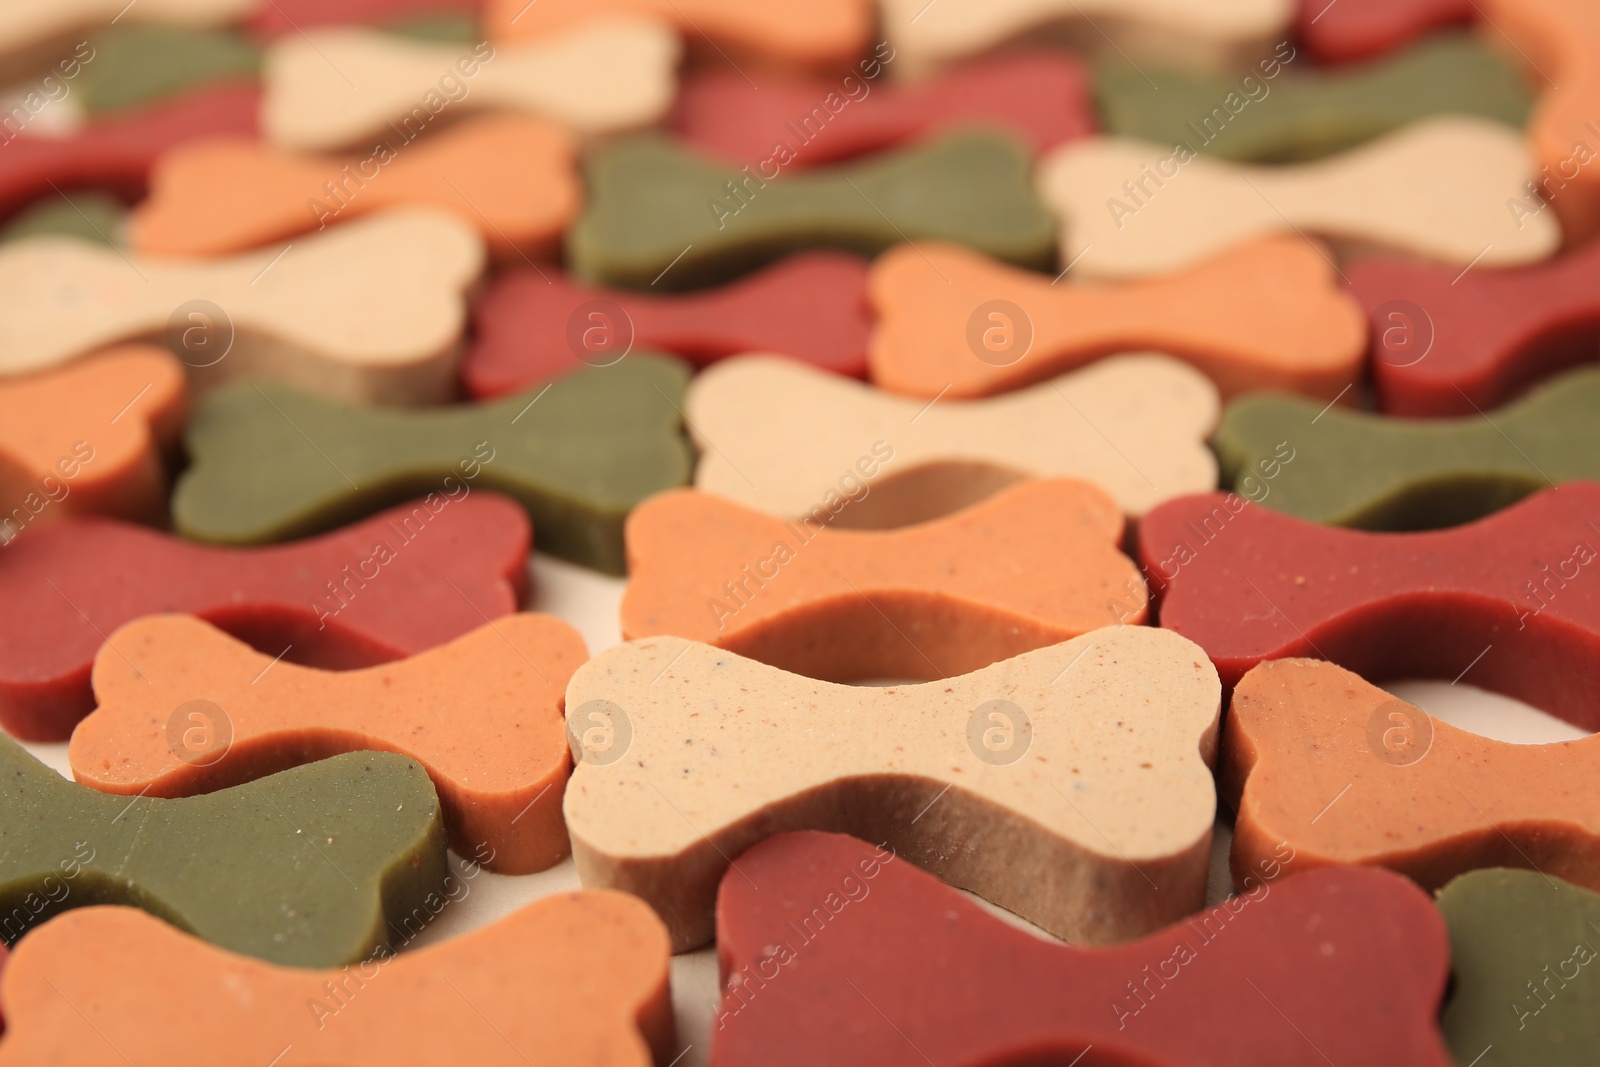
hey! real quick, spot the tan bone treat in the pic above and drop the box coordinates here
[263,19,680,151]
[1037,116,1561,281]
[562,626,1222,951]
[685,353,1218,523]
[880,0,1294,80]
[0,209,484,405]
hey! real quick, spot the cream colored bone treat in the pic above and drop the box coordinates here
[264,19,680,151]
[881,0,1293,80]
[1038,116,1561,281]
[563,627,1222,951]
[0,209,484,406]
[685,353,1218,522]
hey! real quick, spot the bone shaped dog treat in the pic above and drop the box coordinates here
[0,893,673,1067]
[251,0,482,36]
[482,0,871,67]
[1482,0,1600,242]
[563,627,1221,951]
[0,0,251,78]
[670,50,1095,168]
[0,494,529,741]
[264,20,679,151]
[130,115,579,258]
[868,236,1364,400]
[0,81,258,223]
[1214,367,1600,527]
[1350,235,1600,417]
[687,354,1218,524]
[567,130,1057,290]
[710,831,1453,1067]
[73,613,585,874]
[1037,117,1559,281]
[462,252,871,398]
[0,346,185,536]
[1097,34,1532,163]
[1436,869,1600,1065]
[880,0,1294,80]
[0,737,447,966]
[1225,657,1600,897]
[173,356,692,574]
[622,481,1145,680]
[0,209,483,405]
[74,25,259,117]
[1138,484,1600,713]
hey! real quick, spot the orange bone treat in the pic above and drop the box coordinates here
[0,346,185,533]
[621,481,1146,680]
[869,237,1364,400]
[130,116,580,259]
[483,0,872,67]
[0,894,673,1067]
[1224,657,1600,894]
[70,613,587,874]
[1484,0,1600,243]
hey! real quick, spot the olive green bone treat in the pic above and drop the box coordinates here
[172,355,693,574]
[74,25,260,116]
[0,738,448,967]
[0,192,122,245]
[1437,869,1600,1067]
[1215,367,1600,529]
[1097,33,1533,164]
[567,130,1057,290]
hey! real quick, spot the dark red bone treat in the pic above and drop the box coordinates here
[1351,239,1600,416]
[0,82,258,224]
[461,252,870,398]
[1296,0,1475,64]
[250,0,483,36]
[670,50,1094,168]
[711,831,1451,1067]
[1139,484,1600,725]
[0,494,529,741]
